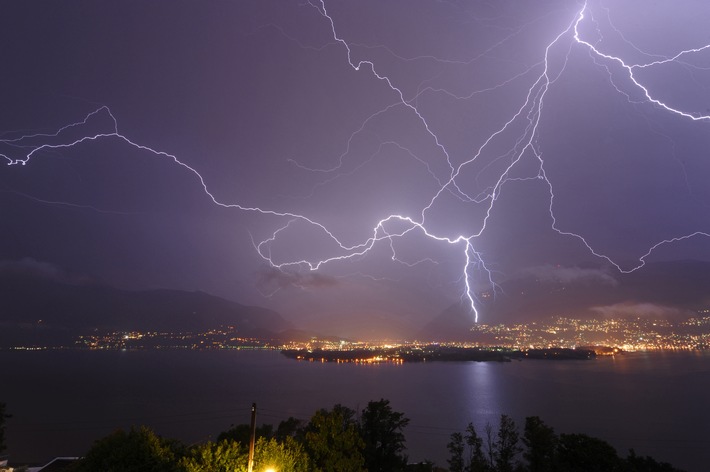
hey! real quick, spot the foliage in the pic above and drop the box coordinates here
[406,461,440,471]
[253,436,312,472]
[216,417,305,445]
[448,414,690,472]
[625,449,685,472]
[67,401,688,472]
[494,415,520,472]
[360,398,410,472]
[522,416,556,472]
[450,418,523,472]
[484,422,496,469]
[178,439,246,472]
[556,433,623,472]
[465,422,490,472]
[216,422,273,445]
[274,416,306,442]
[74,426,182,472]
[0,402,10,454]
[304,404,366,472]
[447,432,465,472]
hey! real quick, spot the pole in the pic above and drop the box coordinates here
[247,403,257,472]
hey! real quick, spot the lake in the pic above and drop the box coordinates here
[1,349,708,471]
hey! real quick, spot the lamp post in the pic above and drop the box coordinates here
[247,403,256,472]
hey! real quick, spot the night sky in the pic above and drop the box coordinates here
[2,0,709,338]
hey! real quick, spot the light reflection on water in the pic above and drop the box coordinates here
[2,349,708,471]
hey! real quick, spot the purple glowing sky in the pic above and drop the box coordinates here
[1,0,709,337]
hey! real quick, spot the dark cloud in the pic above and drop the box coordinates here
[0,258,96,285]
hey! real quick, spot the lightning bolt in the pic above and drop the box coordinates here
[4,1,710,324]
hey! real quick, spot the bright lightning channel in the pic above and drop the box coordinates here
[4,1,710,324]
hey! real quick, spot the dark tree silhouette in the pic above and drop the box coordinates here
[465,422,490,472]
[447,432,465,472]
[448,422,492,472]
[360,398,410,472]
[556,433,623,472]
[523,416,557,472]
[625,448,686,472]
[0,402,10,454]
[494,415,520,472]
[75,426,183,472]
[484,422,495,469]
[274,416,306,442]
[217,423,273,445]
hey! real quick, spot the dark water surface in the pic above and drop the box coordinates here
[2,349,709,471]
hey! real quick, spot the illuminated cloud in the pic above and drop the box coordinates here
[256,266,339,295]
[520,265,618,286]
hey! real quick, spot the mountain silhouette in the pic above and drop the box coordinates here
[0,271,293,346]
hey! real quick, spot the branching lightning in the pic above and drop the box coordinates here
[4,1,710,323]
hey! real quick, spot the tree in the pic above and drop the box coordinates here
[556,433,622,472]
[465,422,489,472]
[253,436,312,472]
[75,426,182,472]
[180,436,312,472]
[304,405,365,472]
[360,399,410,472]
[275,416,306,442]
[625,449,685,472]
[407,460,438,471]
[494,415,520,472]
[447,432,465,472]
[179,439,247,472]
[448,422,490,472]
[484,422,495,469]
[523,416,557,472]
[0,403,10,454]
[217,423,273,445]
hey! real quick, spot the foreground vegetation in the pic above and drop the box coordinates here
[1,399,685,472]
[445,415,684,472]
